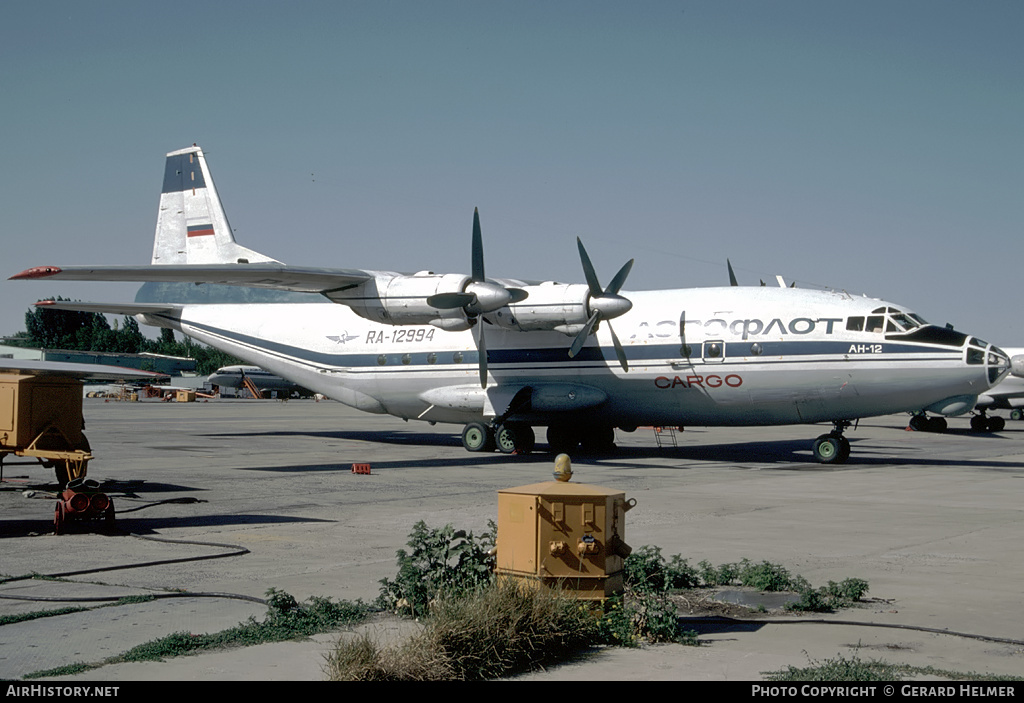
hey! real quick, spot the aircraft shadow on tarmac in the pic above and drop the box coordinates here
[217,434,1024,473]
[0,507,332,539]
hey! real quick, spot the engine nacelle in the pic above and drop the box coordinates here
[326,272,473,330]
[488,282,592,335]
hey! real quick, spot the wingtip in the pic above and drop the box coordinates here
[9,266,63,280]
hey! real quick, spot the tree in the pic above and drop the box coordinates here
[16,297,243,372]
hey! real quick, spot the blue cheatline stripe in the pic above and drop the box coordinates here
[175,317,963,372]
[162,152,206,194]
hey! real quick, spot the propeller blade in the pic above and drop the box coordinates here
[727,259,739,287]
[471,208,485,282]
[576,238,603,297]
[605,258,634,296]
[506,287,528,304]
[568,311,600,358]
[478,321,488,388]
[608,322,628,372]
[426,292,476,309]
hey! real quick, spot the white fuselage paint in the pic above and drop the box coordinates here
[143,286,1003,429]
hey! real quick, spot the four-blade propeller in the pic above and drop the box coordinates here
[425,208,525,388]
[569,238,633,371]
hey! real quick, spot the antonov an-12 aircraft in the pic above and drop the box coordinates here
[11,145,1012,463]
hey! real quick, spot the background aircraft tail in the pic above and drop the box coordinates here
[152,145,280,266]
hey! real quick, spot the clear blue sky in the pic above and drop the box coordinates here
[2,1,1021,345]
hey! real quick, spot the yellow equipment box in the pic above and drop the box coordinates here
[0,374,86,451]
[496,479,634,600]
[0,374,92,485]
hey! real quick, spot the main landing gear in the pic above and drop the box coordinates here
[970,411,1005,433]
[462,421,536,455]
[812,421,852,464]
[461,422,617,455]
[907,413,948,433]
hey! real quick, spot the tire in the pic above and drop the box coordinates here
[546,425,579,454]
[462,422,494,452]
[495,424,517,454]
[989,416,1006,432]
[580,426,616,453]
[813,434,847,464]
[496,423,535,455]
[1011,409,1022,421]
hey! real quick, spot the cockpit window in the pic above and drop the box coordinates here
[888,312,920,331]
[850,309,927,335]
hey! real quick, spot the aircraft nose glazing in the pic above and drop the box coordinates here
[963,337,1010,389]
[989,345,1010,385]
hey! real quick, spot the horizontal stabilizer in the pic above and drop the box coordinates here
[33,300,182,316]
[11,264,373,295]
[0,358,170,382]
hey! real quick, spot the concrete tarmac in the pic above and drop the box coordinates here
[1,398,1022,681]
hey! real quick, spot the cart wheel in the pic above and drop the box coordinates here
[54,502,65,535]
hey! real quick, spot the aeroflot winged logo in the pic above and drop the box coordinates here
[326,332,359,345]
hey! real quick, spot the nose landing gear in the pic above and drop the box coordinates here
[812,421,852,464]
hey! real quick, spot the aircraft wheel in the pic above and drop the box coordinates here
[580,426,616,454]
[495,424,517,454]
[462,422,495,452]
[970,415,989,432]
[496,423,535,454]
[812,434,848,464]
[837,435,851,463]
[546,425,580,454]
[908,415,929,432]
[989,416,1006,432]
[928,416,948,433]
[1011,409,1023,421]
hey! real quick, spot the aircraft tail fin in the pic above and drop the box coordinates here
[152,145,280,266]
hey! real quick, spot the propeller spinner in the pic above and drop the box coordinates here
[568,238,633,371]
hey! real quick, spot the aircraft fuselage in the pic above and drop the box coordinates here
[145,285,1002,431]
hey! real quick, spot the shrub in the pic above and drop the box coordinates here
[623,545,699,592]
[596,591,698,646]
[328,578,600,681]
[377,521,496,617]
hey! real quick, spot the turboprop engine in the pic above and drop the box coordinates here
[327,271,517,331]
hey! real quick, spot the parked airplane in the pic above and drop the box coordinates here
[972,347,1024,431]
[10,145,1012,463]
[208,364,308,397]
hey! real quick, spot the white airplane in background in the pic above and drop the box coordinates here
[10,145,1012,464]
[208,364,308,397]
[971,348,1024,431]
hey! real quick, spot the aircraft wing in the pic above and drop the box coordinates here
[33,300,183,316]
[0,358,170,382]
[10,264,374,295]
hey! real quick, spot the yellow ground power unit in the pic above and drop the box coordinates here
[0,374,92,486]
[496,463,635,601]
